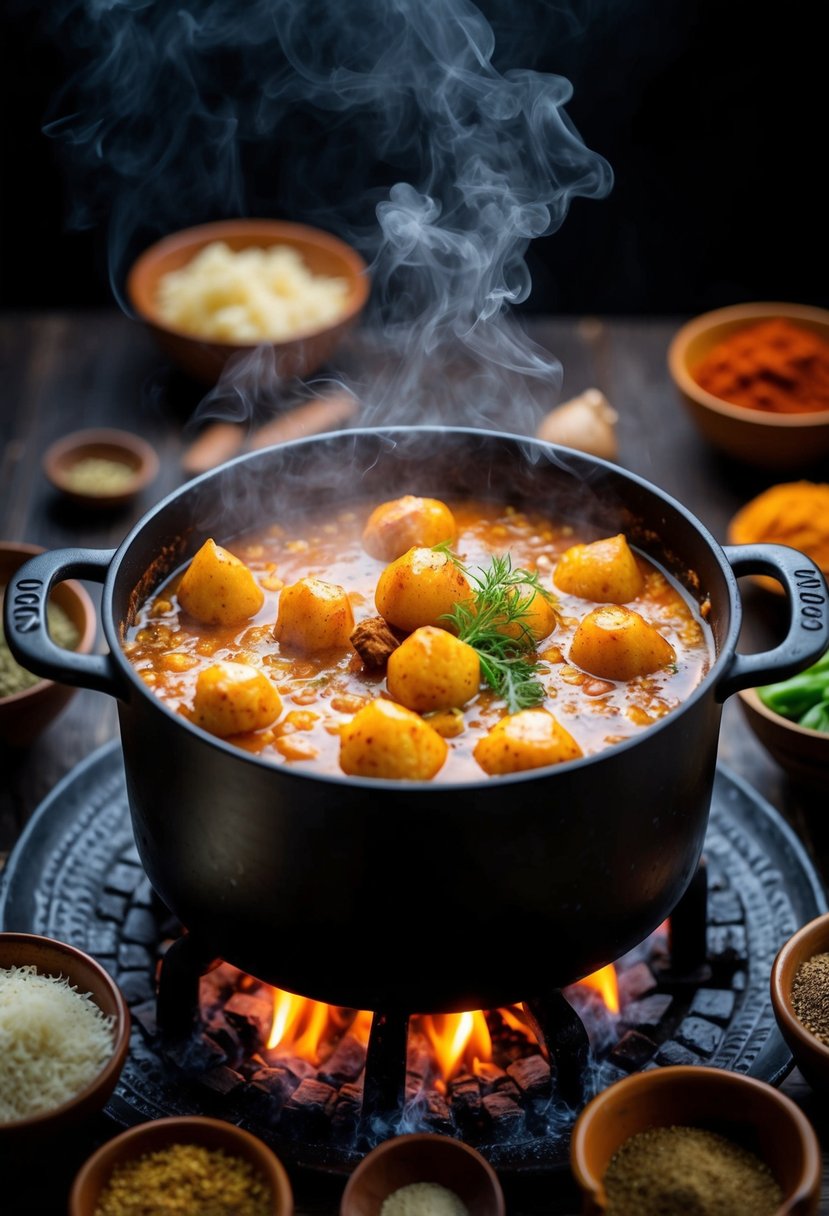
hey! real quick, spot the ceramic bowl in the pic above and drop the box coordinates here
[339,1133,505,1216]
[571,1065,820,1215]
[771,912,829,1092]
[43,427,160,509]
[738,687,829,791]
[125,218,371,386]
[667,301,829,468]
[0,542,96,746]
[69,1116,294,1216]
[0,932,131,1142]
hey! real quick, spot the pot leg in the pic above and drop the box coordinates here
[359,1009,410,1141]
[156,931,221,1037]
[525,991,590,1108]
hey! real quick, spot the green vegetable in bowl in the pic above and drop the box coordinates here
[758,650,829,732]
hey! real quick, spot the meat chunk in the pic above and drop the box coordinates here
[350,616,403,668]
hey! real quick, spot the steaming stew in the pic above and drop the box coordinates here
[124,496,714,782]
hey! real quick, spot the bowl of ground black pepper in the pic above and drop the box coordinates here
[0,541,96,745]
[43,427,159,509]
[70,1115,294,1216]
[667,301,829,468]
[570,1065,820,1215]
[772,911,829,1092]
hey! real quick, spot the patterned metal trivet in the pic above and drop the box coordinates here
[0,740,825,1176]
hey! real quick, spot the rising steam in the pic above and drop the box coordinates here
[43,0,612,431]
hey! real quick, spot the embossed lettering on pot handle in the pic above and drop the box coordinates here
[717,543,829,702]
[3,547,126,697]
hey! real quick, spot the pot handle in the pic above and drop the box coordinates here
[716,543,829,701]
[3,547,126,698]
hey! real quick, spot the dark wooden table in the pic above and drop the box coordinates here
[2,310,828,1212]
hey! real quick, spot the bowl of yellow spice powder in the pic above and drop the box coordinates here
[70,1115,294,1216]
[571,1065,820,1216]
[0,542,96,745]
[772,911,829,1093]
[43,428,159,510]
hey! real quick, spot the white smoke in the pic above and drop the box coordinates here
[43,0,612,432]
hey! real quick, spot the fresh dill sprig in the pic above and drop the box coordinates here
[441,552,555,713]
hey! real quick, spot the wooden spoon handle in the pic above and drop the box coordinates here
[181,421,247,477]
[247,391,359,450]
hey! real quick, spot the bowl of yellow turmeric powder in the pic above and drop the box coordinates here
[668,301,829,468]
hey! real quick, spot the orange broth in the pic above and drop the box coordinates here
[124,499,714,781]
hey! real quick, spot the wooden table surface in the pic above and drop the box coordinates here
[2,310,828,1213]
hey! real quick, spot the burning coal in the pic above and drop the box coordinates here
[41,0,611,433]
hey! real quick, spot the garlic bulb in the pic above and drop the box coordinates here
[536,389,619,461]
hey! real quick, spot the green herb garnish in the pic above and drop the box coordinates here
[441,552,556,713]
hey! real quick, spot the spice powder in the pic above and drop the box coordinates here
[602,1125,782,1216]
[93,1143,271,1216]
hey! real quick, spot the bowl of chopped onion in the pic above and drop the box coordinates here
[70,1115,293,1216]
[126,218,371,386]
[0,932,131,1142]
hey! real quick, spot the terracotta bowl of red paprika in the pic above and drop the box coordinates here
[571,1065,821,1215]
[667,301,829,469]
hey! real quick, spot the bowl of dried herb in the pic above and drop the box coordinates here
[0,541,96,746]
[771,911,829,1094]
[570,1064,821,1215]
[69,1115,294,1216]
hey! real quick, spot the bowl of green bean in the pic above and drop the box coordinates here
[739,649,829,790]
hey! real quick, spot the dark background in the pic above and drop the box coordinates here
[2,0,826,318]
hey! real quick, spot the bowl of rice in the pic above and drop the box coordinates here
[126,219,371,386]
[0,541,96,746]
[0,932,131,1142]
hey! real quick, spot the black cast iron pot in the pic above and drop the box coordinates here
[5,428,828,1013]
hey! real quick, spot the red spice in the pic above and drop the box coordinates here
[692,317,829,414]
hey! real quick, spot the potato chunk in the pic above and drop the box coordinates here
[274,577,355,653]
[496,582,557,642]
[570,605,675,680]
[387,625,480,712]
[553,534,644,603]
[375,547,473,633]
[339,698,448,779]
[362,495,457,561]
[474,709,582,775]
[177,538,265,626]
[192,661,281,737]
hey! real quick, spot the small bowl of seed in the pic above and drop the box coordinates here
[571,1065,820,1215]
[771,911,829,1092]
[43,427,159,509]
[70,1115,294,1216]
[0,541,96,746]
[339,1132,505,1216]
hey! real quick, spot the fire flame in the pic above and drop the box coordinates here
[264,964,618,1077]
[576,963,620,1014]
